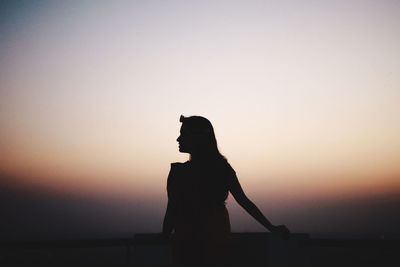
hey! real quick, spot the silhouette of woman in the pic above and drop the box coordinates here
[162,115,289,267]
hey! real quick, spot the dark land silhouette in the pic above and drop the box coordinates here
[1,171,399,240]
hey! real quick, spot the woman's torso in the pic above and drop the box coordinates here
[167,160,234,233]
[167,160,235,267]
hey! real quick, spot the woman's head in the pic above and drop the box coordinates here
[177,115,224,160]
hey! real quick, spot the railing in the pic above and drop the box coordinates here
[1,233,399,267]
[1,238,130,266]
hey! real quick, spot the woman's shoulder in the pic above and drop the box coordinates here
[170,161,189,169]
[170,161,187,166]
[167,162,188,186]
[168,161,189,175]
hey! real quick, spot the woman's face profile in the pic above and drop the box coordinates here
[177,124,196,153]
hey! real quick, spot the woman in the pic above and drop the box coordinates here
[162,115,289,267]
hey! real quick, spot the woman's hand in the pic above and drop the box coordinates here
[271,224,290,239]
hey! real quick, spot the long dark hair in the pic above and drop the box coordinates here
[180,115,227,162]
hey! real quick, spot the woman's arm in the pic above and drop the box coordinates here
[162,200,174,238]
[162,163,178,238]
[228,173,290,237]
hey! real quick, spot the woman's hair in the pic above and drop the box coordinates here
[179,115,227,162]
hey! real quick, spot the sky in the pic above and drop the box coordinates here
[1,0,400,239]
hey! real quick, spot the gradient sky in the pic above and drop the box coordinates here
[1,1,400,237]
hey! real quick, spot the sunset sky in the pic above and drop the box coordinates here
[1,1,399,238]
